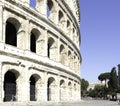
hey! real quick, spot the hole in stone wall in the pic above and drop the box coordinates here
[30,0,36,8]
[5,22,17,46]
[47,0,53,18]
[4,71,17,102]
[30,76,36,101]
[30,32,36,53]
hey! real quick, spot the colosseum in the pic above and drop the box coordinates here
[0,0,82,104]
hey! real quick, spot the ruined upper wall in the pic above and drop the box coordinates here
[65,0,80,25]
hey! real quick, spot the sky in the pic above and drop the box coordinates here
[30,0,120,82]
[80,0,120,82]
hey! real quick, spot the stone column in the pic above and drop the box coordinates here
[57,38,60,62]
[36,0,46,17]
[41,72,48,101]
[17,27,25,50]
[43,30,48,57]
[0,2,3,42]
[16,66,29,102]
[0,62,3,102]
[24,19,30,51]
[56,75,60,102]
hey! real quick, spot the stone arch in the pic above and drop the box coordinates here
[60,79,66,101]
[67,20,71,35]
[4,70,20,102]
[47,0,54,18]
[68,50,73,69]
[30,28,40,53]
[60,44,67,65]
[68,81,72,99]
[58,10,65,28]
[48,37,56,60]
[74,55,78,73]
[47,77,56,101]
[5,18,20,47]
[29,74,41,101]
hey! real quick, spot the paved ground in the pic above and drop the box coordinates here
[76,99,120,106]
[1,99,120,106]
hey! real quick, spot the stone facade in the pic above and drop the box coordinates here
[0,0,82,103]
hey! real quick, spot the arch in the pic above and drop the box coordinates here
[4,70,20,102]
[68,81,72,99]
[60,79,66,101]
[30,0,36,8]
[5,18,20,47]
[67,20,70,28]
[59,11,64,22]
[30,28,40,53]
[58,10,65,28]
[29,74,41,101]
[67,20,71,36]
[60,44,66,65]
[68,50,73,68]
[47,37,56,59]
[47,77,56,101]
[47,0,54,18]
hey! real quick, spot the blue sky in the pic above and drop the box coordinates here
[80,0,120,82]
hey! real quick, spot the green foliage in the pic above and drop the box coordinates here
[97,67,119,99]
[81,78,89,97]
[88,84,108,98]
[98,72,110,82]
[108,67,118,91]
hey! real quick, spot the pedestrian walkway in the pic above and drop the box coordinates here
[0,99,119,106]
[78,99,119,106]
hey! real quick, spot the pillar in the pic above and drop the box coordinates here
[0,62,3,102]
[17,27,25,50]
[43,30,48,57]
[36,0,46,16]
[17,67,29,102]
[0,2,3,42]
[24,19,30,51]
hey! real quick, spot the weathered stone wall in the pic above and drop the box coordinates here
[0,0,82,103]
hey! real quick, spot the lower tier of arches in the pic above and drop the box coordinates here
[0,56,81,102]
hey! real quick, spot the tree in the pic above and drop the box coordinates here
[108,67,118,99]
[81,78,89,97]
[108,67,118,90]
[98,72,110,87]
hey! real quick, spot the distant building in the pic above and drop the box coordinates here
[87,81,105,90]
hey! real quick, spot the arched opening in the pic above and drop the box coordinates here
[67,20,71,35]
[59,11,64,22]
[68,82,72,100]
[4,71,19,102]
[30,29,40,53]
[58,11,65,28]
[68,50,73,69]
[29,74,41,101]
[30,76,36,101]
[30,33,36,53]
[48,37,55,59]
[5,18,20,47]
[47,77,55,101]
[47,0,53,18]
[60,80,65,101]
[30,0,36,8]
[60,45,66,65]
[5,22,17,46]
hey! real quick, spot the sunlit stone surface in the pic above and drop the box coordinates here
[0,0,81,104]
